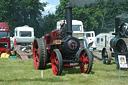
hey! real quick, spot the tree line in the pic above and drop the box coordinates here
[0,0,128,37]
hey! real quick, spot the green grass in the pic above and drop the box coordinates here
[0,58,127,85]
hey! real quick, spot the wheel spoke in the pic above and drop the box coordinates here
[35,48,38,52]
[79,50,89,73]
[55,59,58,65]
[83,57,88,64]
[55,65,58,72]
[36,55,39,62]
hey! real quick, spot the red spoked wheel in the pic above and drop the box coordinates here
[51,49,63,75]
[33,38,47,70]
[79,48,93,74]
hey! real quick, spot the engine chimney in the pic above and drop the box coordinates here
[66,4,72,36]
[115,17,120,33]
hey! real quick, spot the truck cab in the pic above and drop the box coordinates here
[84,31,96,49]
[14,25,34,44]
[0,22,10,55]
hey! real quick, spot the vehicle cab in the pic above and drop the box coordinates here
[0,22,10,55]
[84,31,96,49]
[14,25,34,44]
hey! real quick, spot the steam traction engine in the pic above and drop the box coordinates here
[102,17,128,68]
[33,6,93,75]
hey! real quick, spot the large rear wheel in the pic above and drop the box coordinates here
[51,49,63,75]
[79,48,93,74]
[33,38,47,69]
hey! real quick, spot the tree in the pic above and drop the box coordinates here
[0,0,47,36]
[55,0,128,35]
[38,13,56,37]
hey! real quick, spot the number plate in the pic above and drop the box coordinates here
[70,63,79,65]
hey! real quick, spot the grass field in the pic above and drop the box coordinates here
[0,58,128,85]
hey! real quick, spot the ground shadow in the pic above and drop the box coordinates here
[61,66,95,76]
[93,55,102,61]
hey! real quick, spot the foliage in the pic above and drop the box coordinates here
[0,0,47,37]
[38,13,56,37]
[55,0,128,35]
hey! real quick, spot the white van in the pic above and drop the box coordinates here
[95,32,114,51]
[14,25,34,44]
[57,20,84,33]
[84,31,96,49]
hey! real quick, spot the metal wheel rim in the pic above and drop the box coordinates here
[33,40,39,69]
[102,47,111,64]
[79,50,89,73]
[51,51,59,75]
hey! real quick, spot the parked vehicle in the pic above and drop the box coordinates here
[0,22,10,55]
[33,6,93,75]
[102,17,128,69]
[95,32,114,51]
[84,31,96,50]
[57,20,84,33]
[12,25,34,60]
[14,25,34,44]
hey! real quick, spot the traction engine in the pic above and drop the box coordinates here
[102,17,128,68]
[33,6,93,75]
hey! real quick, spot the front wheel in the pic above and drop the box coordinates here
[51,49,63,75]
[102,47,111,64]
[79,48,93,74]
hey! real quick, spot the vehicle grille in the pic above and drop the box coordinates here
[0,43,8,48]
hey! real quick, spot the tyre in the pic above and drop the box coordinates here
[33,38,47,69]
[79,48,93,74]
[102,47,111,64]
[51,49,63,75]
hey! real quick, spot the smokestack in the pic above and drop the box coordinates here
[115,17,120,33]
[66,3,72,36]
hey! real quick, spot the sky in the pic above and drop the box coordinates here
[40,0,60,16]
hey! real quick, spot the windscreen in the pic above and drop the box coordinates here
[72,25,81,31]
[20,31,31,37]
[0,32,9,38]
[79,39,86,47]
[86,33,91,38]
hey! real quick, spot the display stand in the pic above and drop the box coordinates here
[118,55,128,78]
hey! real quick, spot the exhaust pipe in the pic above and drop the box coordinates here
[66,4,72,36]
[115,17,120,33]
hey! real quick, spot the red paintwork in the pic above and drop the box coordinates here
[33,40,39,69]
[79,49,89,73]
[0,22,10,55]
[44,29,61,44]
[44,28,62,58]
[51,50,58,75]
[0,22,9,32]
